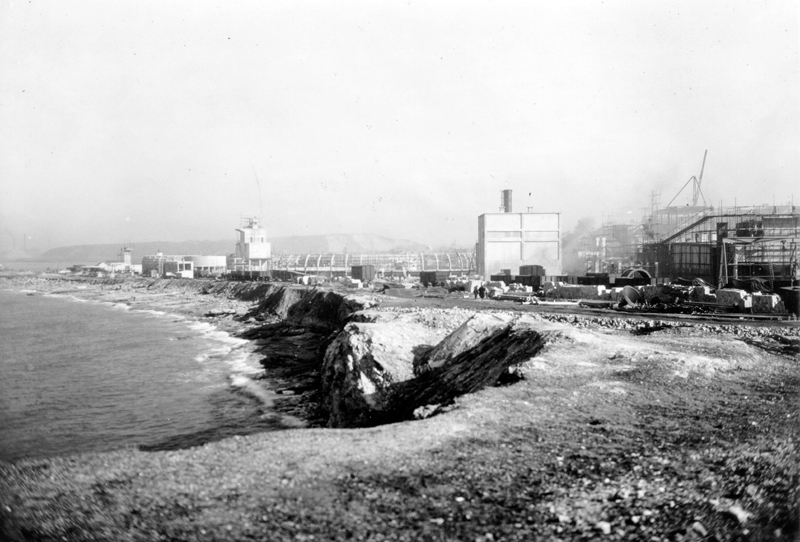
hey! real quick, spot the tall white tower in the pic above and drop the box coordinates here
[234,217,272,270]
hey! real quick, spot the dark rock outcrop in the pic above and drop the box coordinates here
[320,313,454,427]
[387,317,568,422]
[320,312,574,427]
[36,276,580,429]
[242,286,375,333]
[413,312,518,375]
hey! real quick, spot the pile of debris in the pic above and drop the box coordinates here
[483,276,793,318]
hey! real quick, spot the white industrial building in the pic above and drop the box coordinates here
[477,190,562,280]
[184,255,227,276]
[106,247,142,274]
[141,253,194,278]
[229,217,272,271]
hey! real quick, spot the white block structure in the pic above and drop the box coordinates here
[232,217,272,271]
[477,212,561,280]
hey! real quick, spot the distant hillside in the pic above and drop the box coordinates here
[0,247,43,261]
[38,241,233,263]
[37,234,429,263]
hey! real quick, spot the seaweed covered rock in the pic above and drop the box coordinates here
[241,286,375,332]
[413,312,519,375]
[321,312,573,427]
[388,316,568,421]
[320,313,452,427]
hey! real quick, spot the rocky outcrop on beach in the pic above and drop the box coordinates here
[228,285,549,429]
[320,311,456,427]
[2,274,799,542]
[242,286,376,333]
[6,275,799,431]
[414,312,519,374]
[320,311,584,427]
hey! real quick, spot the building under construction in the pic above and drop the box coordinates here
[225,216,475,280]
[641,204,798,287]
[579,152,799,290]
[246,251,475,279]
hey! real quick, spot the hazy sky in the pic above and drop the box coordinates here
[1,0,798,252]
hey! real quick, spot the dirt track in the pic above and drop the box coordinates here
[1,279,798,541]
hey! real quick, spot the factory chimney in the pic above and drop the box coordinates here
[501,189,513,213]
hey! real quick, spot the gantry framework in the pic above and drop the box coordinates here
[268,252,475,276]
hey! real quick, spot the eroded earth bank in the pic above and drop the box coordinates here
[1,276,798,541]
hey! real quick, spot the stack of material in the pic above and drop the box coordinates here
[693,285,716,302]
[297,275,325,286]
[716,288,750,307]
[751,293,785,314]
[644,284,689,305]
[507,283,533,293]
[547,284,608,300]
[343,277,363,289]
[641,285,662,303]
[488,287,506,298]
[487,281,508,290]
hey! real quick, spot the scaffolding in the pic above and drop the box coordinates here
[268,252,476,277]
[575,203,798,286]
[578,218,644,275]
[577,147,798,286]
[640,205,799,285]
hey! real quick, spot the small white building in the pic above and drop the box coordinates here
[141,253,194,278]
[106,247,141,274]
[184,255,227,276]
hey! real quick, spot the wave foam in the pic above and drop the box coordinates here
[137,309,167,317]
[45,293,89,303]
[230,375,277,408]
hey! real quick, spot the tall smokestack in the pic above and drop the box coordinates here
[502,189,513,213]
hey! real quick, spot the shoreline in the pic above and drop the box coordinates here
[1,275,797,541]
[0,275,256,330]
[0,275,310,456]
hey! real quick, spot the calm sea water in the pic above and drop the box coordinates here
[0,289,276,462]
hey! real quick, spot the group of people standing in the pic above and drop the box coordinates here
[473,284,487,299]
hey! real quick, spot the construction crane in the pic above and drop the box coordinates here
[667,150,708,207]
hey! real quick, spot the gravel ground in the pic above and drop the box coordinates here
[1,276,798,541]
